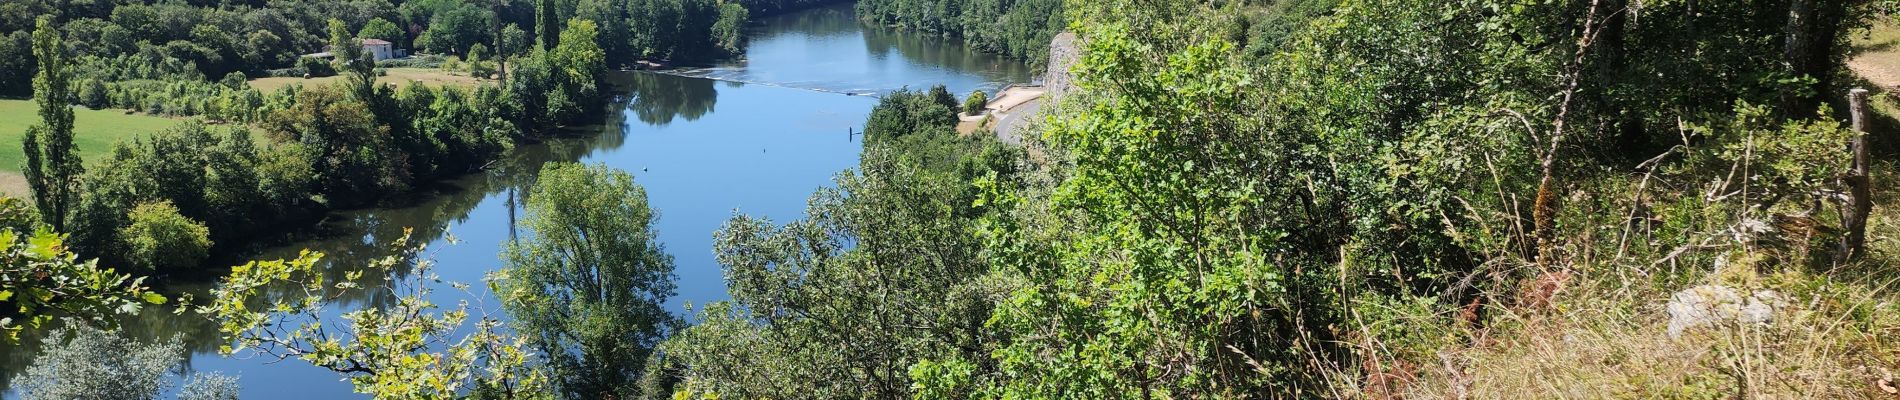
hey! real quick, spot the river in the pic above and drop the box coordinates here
[0,3,1034,398]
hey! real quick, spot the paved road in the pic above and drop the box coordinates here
[992,98,1043,145]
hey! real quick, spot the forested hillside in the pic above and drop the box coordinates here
[855,0,1065,64]
[0,0,753,96]
[5,0,1900,398]
[649,0,1900,397]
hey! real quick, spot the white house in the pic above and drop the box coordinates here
[306,39,397,61]
[361,39,395,61]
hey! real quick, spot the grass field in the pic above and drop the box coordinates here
[0,99,185,195]
[249,67,490,92]
[0,99,184,171]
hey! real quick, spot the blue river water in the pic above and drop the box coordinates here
[0,2,1032,398]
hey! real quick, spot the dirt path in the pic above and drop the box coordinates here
[1851,23,1900,91]
[1850,54,1900,92]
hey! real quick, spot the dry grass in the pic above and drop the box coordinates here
[1343,33,1900,398]
[248,67,490,92]
[1364,152,1900,399]
[1402,268,1900,399]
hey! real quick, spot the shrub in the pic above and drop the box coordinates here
[440,55,463,73]
[296,56,334,77]
[118,201,212,271]
[962,90,987,115]
[219,71,247,90]
[15,323,242,400]
[79,79,108,109]
[377,54,448,68]
[15,323,183,400]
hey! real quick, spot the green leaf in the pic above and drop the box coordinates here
[141,292,168,305]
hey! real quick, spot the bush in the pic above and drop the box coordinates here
[377,54,448,68]
[962,90,987,115]
[79,79,108,109]
[118,201,212,271]
[440,55,463,73]
[15,323,183,400]
[15,323,241,400]
[219,71,247,90]
[296,57,334,77]
[179,373,241,400]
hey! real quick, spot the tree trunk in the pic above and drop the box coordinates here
[1840,88,1872,261]
[1782,0,1815,114]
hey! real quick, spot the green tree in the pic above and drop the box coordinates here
[862,87,956,142]
[0,196,166,342]
[117,201,212,272]
[711,2,748,57]
[0,31,32,97]
[575,0,633,66]
[651,94,1023,398]
[537,0,560,50]
[358,17,404,46]
[422,6,492,56]
[508,18,605,135]
[260,85,393,206]
[549,18,605,114]
[961,89,987,115]
[203,235,549,399]
[854,0,1065,63]
[468,43,494,78]
[924,20,1346,396]
[203,128,268,242]
[79,78,107,109]
[925,84,957,111]
[327,19,364,74]
[22,16,82,231]
[500,23,530,58]
[499,162,676,400]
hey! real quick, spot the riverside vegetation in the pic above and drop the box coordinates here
[8,0,1900,399]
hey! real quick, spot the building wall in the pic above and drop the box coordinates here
[366,44,394,61]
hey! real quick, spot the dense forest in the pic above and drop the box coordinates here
[7,0,1900,398]
[0,0,758,97]
[856,0,1064,64]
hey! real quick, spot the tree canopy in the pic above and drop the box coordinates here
[500,162,677,399]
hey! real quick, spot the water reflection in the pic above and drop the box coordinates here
[611,72,720,126]
[0,3,1033,397]
[752,2,864,39]
[668,2,1035,96]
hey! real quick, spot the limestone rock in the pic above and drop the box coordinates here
[1665,284,1784,338]
[1044,32,1079,98]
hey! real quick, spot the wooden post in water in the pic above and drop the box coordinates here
[1842,88,1872,261]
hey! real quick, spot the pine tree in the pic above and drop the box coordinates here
[22,16,81,231]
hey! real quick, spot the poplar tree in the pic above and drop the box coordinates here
[22,16,81,231]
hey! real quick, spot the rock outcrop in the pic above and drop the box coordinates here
[1665,284,1785,338]
[1044,32,1079,98]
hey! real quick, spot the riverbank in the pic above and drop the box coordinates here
[0,5,1037,396]
[956,31,1078,143]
